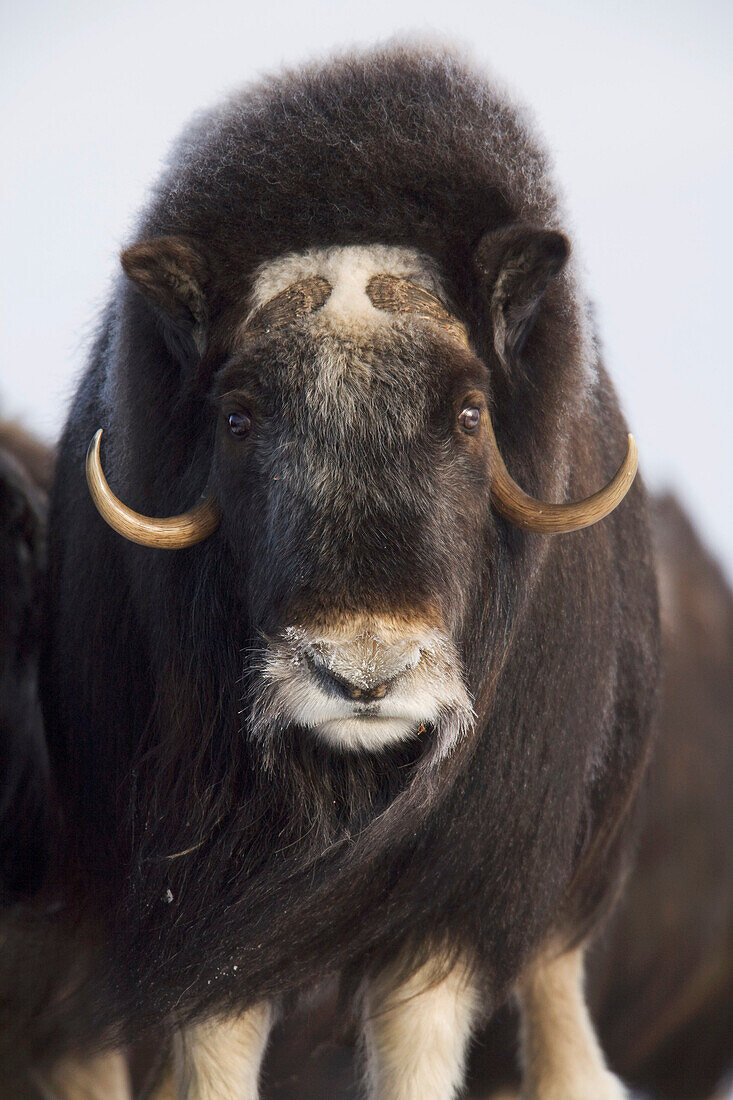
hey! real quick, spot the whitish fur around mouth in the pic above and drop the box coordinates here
[249,620,474,755]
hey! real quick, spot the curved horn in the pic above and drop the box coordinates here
[86,429,220,548]
[486,418,638,534]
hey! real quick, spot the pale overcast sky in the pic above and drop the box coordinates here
[2,0,731,576]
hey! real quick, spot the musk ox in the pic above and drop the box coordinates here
[42,44,659,1099]
[587,495,733,1100]
[0,422,51,903]
[0,423,131,1098]
[0,423,66,1095]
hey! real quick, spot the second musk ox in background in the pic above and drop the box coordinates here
[588,496,733,1100]
[42,44,660,1098]
[0,422,51,903]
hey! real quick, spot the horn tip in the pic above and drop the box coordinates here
[626,432,639,475]
[87,427,103,462]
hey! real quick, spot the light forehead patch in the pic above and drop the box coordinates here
[244,244,468,345]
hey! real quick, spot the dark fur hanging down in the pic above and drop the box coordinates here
[40,42,659,1057]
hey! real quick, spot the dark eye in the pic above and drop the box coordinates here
[228,410,252,437]
[458,406,481,432]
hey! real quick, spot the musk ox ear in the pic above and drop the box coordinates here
[121,236,209,364]
[474,225,570,367]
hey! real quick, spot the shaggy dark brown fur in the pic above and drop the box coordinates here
[39,42,659,1077]
[466,495,733,1098]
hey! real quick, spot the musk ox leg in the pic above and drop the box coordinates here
[171,1002,273,1100]
[363,957,479,1100]
[517,944,626,1100]
[34,1048,131,1099]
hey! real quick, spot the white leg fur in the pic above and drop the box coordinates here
[35,1049,131,1099]
[517,944,626,1100]
[172,1003,273,1100]
[364,957,478,1100]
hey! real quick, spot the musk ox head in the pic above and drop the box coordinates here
[85,236,636,759]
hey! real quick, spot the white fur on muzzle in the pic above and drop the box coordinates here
[252,619,474,754]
